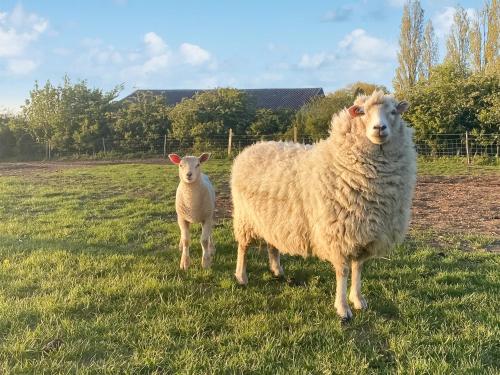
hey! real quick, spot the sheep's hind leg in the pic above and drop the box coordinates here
[178,218,191,270]
[349,259,368,310]
[234,241,249,285]
[200,220,213,269]
[333,259,353,321]
[268,244,284,278]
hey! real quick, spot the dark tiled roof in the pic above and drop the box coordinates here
[122,88,324,110]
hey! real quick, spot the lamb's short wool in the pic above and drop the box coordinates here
[231,90,416,320]
[169,153,216,270]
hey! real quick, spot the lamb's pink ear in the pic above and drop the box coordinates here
[199,153,211,163]
[348,105,364,118]
[396,101,409,114]
[168,153,182,165]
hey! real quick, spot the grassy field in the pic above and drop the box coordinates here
[0,160,498,373]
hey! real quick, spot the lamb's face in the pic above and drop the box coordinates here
[348,96,409,146]
[168,153,210,184]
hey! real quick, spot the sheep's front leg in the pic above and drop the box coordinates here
[268,244,284,278]
[333,260,353,321]
[178,218,191,270]
[349,259,368,310]
[200,219,213,269]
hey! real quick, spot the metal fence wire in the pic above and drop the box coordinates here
[1,132,498,162]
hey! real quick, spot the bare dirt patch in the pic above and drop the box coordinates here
[412,175,500,237]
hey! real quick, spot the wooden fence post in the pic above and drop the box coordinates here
[227,128,233,157]
[102,138,106,153]
[293,125,297,143]
[465,131,470,165]
[163,134,167,157]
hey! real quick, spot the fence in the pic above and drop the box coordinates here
[0,131,498,163]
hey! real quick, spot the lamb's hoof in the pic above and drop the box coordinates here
[179,257,190,271]
[349,294,368,310]
[234,272,248,286]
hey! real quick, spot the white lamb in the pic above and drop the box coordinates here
[231,90,416,320]
[169,153,216,270]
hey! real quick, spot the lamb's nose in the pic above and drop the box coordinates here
[187,172,192,178]
[374,125,387,131]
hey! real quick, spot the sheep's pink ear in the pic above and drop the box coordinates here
[168,153,182,165]
[348,105,364,118]
[199,153,210,163]
[396,101,409,114]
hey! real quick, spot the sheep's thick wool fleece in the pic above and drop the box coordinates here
[231,105,416,262]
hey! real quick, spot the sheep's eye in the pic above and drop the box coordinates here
[391,109,397,115]
[196,164,200,168]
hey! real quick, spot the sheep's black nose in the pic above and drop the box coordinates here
[374,125,387,131]
[187,172,192,177]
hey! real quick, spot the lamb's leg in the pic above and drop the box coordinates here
[333,259,353,321]
[268,244,284,278]
[235,241,249,285]
[349,259,368,310]
[178,218,191,270]
[200,219,213,269]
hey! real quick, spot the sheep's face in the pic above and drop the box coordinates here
[168,153,210,184]
[348,98,409,145]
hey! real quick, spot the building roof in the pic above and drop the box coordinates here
[122,88,324,110]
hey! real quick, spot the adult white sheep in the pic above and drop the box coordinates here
[169,153,216,270]
[231,90,416,320]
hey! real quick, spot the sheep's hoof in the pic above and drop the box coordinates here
[270,266,285,279]
[234,273,248,286]
[349,294,368,310]
[201,255,212,269]
[335,303,353,322]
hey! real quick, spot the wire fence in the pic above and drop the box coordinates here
[0,132,499,163]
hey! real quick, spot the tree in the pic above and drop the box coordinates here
[169,88,255,143]
[469,11,484,73]
[404,62,499,152]
[484,0,499,71]
[22,80,61,146]
[420,20,439,79]
[393,0,425,94]
[0,116,16,159]
[445,6,470,74]
[292,89,353,139]
[110,91,170,151]
[247,108,295,136]
[22,76,121,155]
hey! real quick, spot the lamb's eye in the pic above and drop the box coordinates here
[391,109,397,115]
[196,164,200,168]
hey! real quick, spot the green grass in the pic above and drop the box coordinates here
[0,160,498,373]
[417,156,499,176]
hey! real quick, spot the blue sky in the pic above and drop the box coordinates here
[0,0,480,113]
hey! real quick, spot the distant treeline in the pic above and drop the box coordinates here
[0,1,498,159]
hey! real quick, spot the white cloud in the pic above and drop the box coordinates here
[338,28,396,61]
[141,54,169,74]
[144,32,168,56]
[6,58,37,75]
[0,4,48,58]
[180,43,211,66]
[298,52,335,69]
